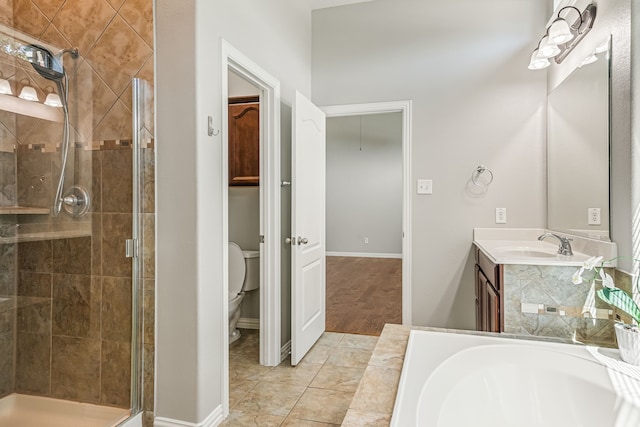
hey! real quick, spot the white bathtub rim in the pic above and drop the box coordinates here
[416,344,624,426]
[390,330,640,427]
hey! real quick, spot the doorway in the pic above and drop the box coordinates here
[322,102,413,332]
[221,39,283,417]
[227,70,261,347]
[325,112,402,335]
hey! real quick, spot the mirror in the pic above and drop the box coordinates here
[547,37,611,241]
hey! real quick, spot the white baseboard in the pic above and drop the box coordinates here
[326,251,402,259]
[237,317,260,330]
[154,405,224,427]
[281,340,291,362]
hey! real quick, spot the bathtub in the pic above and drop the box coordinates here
[391,330,640,427]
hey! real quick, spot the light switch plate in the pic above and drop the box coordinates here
[495,207,507,224]
[417,179,433,195]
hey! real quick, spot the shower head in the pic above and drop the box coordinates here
[23,44,65,81]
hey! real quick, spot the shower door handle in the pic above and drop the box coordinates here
[125,239,138,258]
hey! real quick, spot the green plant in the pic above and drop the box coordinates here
[573,256,640,326]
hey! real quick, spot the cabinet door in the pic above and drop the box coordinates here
[229,97,260,186]
[475,266,483,331]
[485,282,500,333]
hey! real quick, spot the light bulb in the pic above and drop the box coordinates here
[18,85,38,102]
[44,92,63,107]
[0,78,12,95]
[538,35,561,59]
[580,53,598,67]
[548,18,574,45]
[528,50,550,70]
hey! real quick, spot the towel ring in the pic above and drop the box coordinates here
[471,165,494,187]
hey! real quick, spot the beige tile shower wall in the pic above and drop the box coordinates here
[0,243,16,398]
[0,0,155,416]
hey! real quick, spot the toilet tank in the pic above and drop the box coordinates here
[242,250,260,291]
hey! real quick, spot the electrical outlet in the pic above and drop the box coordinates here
[417,179,433,195]
[588,208,601,225]
[364,237,369,244]
[495,207,507,224]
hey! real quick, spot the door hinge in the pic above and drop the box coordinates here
[260,235,265,243]
[125,239,138,258]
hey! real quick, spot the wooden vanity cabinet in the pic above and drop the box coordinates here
[475,247,504,333]
[228,96,260,186]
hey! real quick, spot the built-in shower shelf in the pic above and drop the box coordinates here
[0,206,50,215]
[0,229,91,244]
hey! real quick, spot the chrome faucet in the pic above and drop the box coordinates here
[538,233,573,256]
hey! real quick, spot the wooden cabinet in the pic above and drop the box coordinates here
[228,96,259,186]
[475,247,503,333]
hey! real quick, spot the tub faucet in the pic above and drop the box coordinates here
[538,233,573,256]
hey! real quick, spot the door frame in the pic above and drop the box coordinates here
[220,38,282,413]
[321,101,413,325]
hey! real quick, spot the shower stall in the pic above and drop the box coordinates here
[0,19,154,427]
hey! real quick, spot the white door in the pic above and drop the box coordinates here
[291,91,326,365]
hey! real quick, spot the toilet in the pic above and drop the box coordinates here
[228,242,260,344]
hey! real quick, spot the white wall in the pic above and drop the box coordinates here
[632,0,640,268]
[155,0,311,424]
[548,0,632,271]
[312,0,550,329]
[326,113,402,255]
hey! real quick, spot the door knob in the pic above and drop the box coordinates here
[298,237,309,245]
[285,237,293,245]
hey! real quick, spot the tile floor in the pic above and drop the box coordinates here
[222,329,379,426]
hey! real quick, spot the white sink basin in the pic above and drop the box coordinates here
[474,239,594,266]
[492,246,558,259]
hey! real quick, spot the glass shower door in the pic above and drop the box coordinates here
[0,24,154,427]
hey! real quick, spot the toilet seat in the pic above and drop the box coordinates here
[228,242,246,300]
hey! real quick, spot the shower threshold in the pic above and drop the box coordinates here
[0,394,130,427]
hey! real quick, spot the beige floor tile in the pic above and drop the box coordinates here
[229,378,259,408]
[316,332,344,347]
[233,381,306,417]
[341,409,391,427]
[229,360,273,383]
[350,365,401,415]
[325,347,373,368]
[288,388,354,425]
[219,410,285,426]
[339,334,379,351]
[301,344,334,364]
[260,361,323,387]
[281,417,340,426]
[309,364,365,392]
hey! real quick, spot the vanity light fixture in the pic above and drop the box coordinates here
[18,80,38,102]
[528,3,597,70]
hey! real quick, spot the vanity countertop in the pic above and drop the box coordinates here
[473,228,617,267]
